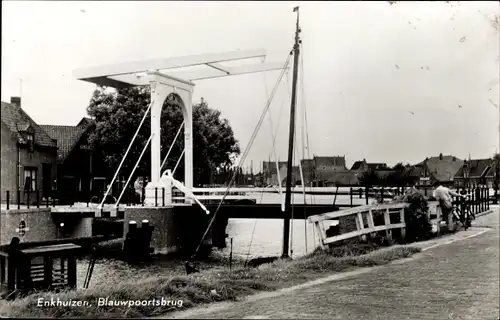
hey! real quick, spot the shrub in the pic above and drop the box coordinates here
[398,188,432,242]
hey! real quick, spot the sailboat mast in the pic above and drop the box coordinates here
[282,6,301,259]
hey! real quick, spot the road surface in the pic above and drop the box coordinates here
[165,206,499,320]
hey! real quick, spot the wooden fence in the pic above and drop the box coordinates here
[308,202,409,249]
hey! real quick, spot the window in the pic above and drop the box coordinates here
[24,167,37,192]
[26,133,34,153]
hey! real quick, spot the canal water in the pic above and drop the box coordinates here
[76,192,369,288]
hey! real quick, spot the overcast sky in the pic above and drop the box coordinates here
[2,1,499,171]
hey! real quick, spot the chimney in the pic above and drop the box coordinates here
[439,153,443,160]
[10,96,21,108]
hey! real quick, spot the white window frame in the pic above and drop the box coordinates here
[24,167,37,191]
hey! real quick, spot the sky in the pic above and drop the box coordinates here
[2,1,499,172]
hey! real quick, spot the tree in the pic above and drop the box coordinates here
[357,169,378,187]
[86,86,240,187]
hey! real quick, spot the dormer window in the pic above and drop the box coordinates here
[26,133,34,153]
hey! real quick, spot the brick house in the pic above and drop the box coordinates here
[262,155,353,187]
[41,118,108,204]
[262,161,301,186]
[413,154,463,187]
[350,159,388,172]
[1,97,58,204]
[453,158,497,188]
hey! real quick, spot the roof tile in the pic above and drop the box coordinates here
[1,101,57,148]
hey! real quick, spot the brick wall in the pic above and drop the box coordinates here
[0,208,58,245]
[1,122,18,200]
[123,207,178,254]
[1,123,57,204]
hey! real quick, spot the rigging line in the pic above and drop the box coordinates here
[263,71,284,208]
[100,100,154,209]
[245,219,258,266]
[300,42,315,205]
[244,170,267,265]
[300,42,316,249]
[269,72,290,210]
[160,121,185,174]
[172,148,185,176]
[115,134,153,206]
[295,113,308,254]
[191,54,292,259]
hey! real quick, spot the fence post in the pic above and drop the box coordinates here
[155,187,158,207]
[487,187,490,210]
[471,190,475,214]
[476,187,480,213]
[27,191,30,209]
[141,186,145,207]
[359,188,362,199]
[162,188,165,207]
[350,188,353,206]
[365,187,369,205]
[17,189,20,209]
[6,191,9,210]
[36,190,40,208]
[480,187,484,212]
[380,187,384,203]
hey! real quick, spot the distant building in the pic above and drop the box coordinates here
[41,119,108,203]
[413,154,463,187]
[350,159,388,172]
[1,97,58,204]
[262,155,354,187]
[454,158,497,188]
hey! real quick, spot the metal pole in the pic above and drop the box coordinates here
[282,6,301,259]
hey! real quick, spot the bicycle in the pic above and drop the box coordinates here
[453,197,474,230]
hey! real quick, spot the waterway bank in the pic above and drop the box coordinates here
[0,242,420,318]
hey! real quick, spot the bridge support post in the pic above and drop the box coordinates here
[145,72,194,205]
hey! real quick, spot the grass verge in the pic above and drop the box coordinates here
[0,245,420,318]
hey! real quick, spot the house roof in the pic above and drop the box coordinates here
[1,101,57,148]
[454,158,495,178]
[314,156,346,168]
[350,161,364,170]
[423,155,463,182]
[40,124,88,162]
[350,160,387,171]
[407,165,423,177]
[324,170,358,185]
[77,117,94,127]
[367,163,387,170]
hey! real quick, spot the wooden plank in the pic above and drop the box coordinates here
[367,210,375,229]
[356,212,367,242]
[384,208,392,241]
[67,256,76,289]
[314,222,326,250]
[400,208,406,240]
[323,223,406,245]
[21,244,81,255]
[308,202,408,223]
[0,256,5,283]
[43,257,52,288]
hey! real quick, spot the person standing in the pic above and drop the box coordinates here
[432,182,465,226]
